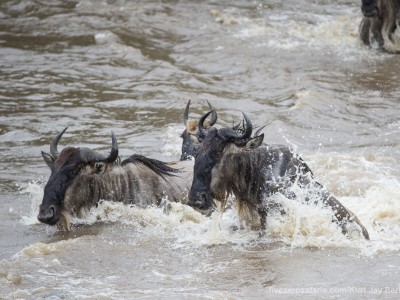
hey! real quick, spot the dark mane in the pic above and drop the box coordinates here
[121,154,181,178]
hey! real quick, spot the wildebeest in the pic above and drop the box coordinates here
[359,0,400,53]
[38,128,193,229]
[188,111,370,240]
[180,100,217,161]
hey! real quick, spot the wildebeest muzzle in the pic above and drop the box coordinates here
[37,203,60,225]
[188,190,213,210]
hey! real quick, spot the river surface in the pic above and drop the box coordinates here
[1,0,400,299]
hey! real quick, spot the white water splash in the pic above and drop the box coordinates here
[19,144,400,257]
[19,181,43,226]
[229,9,389,61]
[161,125,184,158]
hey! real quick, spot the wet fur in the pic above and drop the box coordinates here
[211,145,307,224]
[359,0,400,53]
[41,146,193,229]
[62,157,191,217]
[197,140,370,239]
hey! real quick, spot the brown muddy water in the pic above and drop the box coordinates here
[1,0,400,299]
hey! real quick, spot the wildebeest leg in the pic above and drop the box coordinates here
[369,18,384,48]
[161,198,173,215]
[319,191,369,240]
[391,10,400,47]
[296,171,370,240]
[359,17,384,49]
[397,10,400,28]
[257,203,268,236]
[314,187,370,240]
[359,17,372,45]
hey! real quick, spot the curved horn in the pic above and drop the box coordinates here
[206,100,217,126]
[107,131,118,163]
[241,113,253,139]
[79,147,107,162]
[183,100,191,126]
[50,127,68,159]
[79,131,118,163]
[198,110,214,137]
[218,113,253,140]
[254,125,266,137]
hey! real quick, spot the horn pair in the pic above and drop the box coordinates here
[50,127,118,163]
[199,111,253,140]
[183,100,217,127]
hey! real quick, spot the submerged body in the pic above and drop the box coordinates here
[359,0,400,53]
[189,112,370,239]
[60,156,193,225]
[38,128,193,229]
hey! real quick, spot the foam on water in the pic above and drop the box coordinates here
[3,1,400,298]
[229,8,389,61]
[161,125,184,158]
[18,240,78,258]
[17,115,400,257]
[19,155,400,257]
[19,181,43,226]
[78,200,207,229]
[307,152,399,197]
[13,156,396,300]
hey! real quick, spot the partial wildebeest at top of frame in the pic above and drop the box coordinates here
[180,100,217,161]
[39,128,193,230]
[359,0,400,53]
[188,111,370,240]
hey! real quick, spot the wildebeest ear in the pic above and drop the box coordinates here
[41,151,55,169]
[186,119,198,134]
[189,133,200,143]
[242,134,264,151]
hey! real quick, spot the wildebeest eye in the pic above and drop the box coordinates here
[69,167,81,177]
[210,148,223,161]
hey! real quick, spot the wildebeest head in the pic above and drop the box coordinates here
[188,111,264,210]
[361,0,379,17]
[180,100,217,161]
[38,128,118,225]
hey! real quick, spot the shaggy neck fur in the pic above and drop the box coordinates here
[61,155,191,218]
